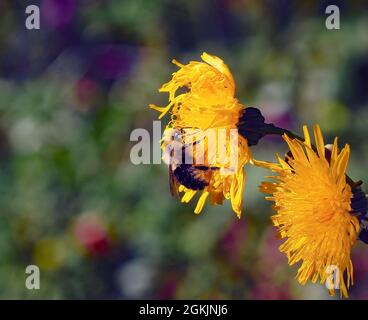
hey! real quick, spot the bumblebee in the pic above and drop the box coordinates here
[163,128,219,196]
[170,163,216,194]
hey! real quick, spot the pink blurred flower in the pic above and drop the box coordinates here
[73,213,112,256]
[157,274,179,299]
[89,46,133,80]
[251,280,292,300]
[258,228,287,277]
[42,0,78,29]
[218,218,248,265]
[73,77,101,112]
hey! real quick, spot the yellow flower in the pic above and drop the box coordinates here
[257,125,359,298]
[151,53,252,217]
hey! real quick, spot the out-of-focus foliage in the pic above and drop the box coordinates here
[0,0,367,299]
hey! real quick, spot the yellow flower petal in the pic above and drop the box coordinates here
[194,191,209,214]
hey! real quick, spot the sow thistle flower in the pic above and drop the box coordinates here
[150,53,271,217]
[257,125,366,297]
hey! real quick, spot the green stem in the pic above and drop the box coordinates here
[263,123,305,142]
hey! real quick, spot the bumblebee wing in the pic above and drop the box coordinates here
[169,166,180,198]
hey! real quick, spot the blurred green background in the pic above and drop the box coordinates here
[0,0,367,299]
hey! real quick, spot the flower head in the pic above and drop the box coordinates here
[257,125,360,297]
[150,53,256,217]
[150,52,240,128]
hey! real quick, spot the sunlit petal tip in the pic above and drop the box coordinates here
[200,52,234,84]
[171,58,183,67]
